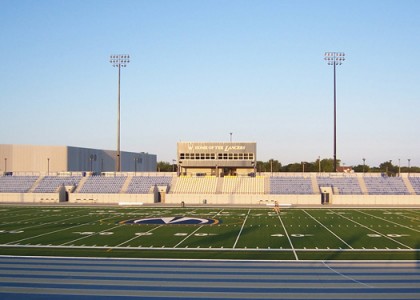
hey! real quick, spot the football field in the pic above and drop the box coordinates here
[0,205,419,260]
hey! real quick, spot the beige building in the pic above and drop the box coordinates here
[177,142,256,176]
[0,144,156,173]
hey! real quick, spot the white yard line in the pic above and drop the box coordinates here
[331,210,412,249]
[0,209,72,224]
[4,213,94,232]
[276,210,299,260]
[7,209,141,246]
[6,221,93,245]
[173,208,224,248]
[60,224,124,246]
[107,225,164,250]
[174,226,204,248]
[356,210,420,233]
[232,209,250,249]
[302,210,353,249]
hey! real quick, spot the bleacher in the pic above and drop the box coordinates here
[222,176,265,194]
[33,175,82,193]
[364,176,410,195]
[317,176,362,195]
[408,177,420,195]
[0,175,38,193]
[126,176,172,194]
[270,176,313,194]
[172,176,218,194]
[1,173,420,199]
[79,175,127,194]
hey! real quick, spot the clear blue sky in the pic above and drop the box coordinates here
[1,0,419,167]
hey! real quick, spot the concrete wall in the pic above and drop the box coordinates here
[69,193,154,204]
[0,193,61,203]
[165,194,320,206]
[332,194,420,206]
[1,192,419,206]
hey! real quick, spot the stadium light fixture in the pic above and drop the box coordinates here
[363,158,366,173]
[324,52,345,172]
[110,54,130,172]
[398,158,401,177]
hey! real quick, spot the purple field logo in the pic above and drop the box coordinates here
[121,217,219,225]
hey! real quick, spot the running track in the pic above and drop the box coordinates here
[0,256,419,299]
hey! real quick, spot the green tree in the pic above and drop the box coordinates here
[157,161,176,172]
[379,160,396,176]
[258,159,282,173]
[320,158,338,172]
[353,164,370,173]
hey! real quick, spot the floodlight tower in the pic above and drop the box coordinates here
[110,54,130,172]
[324,52,345,172]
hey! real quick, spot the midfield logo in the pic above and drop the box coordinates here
[122,217,219,225]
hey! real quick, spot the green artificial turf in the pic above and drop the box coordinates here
[0,205,419,260]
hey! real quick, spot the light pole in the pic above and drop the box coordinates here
[270,159,273,175]
[230,132,232,143]
[363,158,366,174]
[134,157,138,175]
[318,156,321,173]
[47,158,50,176]
[4,158,7,173]
[408,159,411,176]
[110,54,130,172]
[324,52,345,172]
[398,158,401,177]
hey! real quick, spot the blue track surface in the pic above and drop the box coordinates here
[0,256,419,299]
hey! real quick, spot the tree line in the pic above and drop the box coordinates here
[158,159,419,176]
[256,159,419,176]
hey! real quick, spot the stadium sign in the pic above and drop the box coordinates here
[121,217,219,225]
[185,143,250,153]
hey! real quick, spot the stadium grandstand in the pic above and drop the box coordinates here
[1,171,420,206]
[1,142,420,206]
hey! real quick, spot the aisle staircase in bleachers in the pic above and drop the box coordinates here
[311,177,319,194]
[264,177,271,194]
[402,177,416,195]
[74,176,89,193]
[216,177,223,194]
[28,175,45,193]
[357,177,369,195]
[120,176,133,193]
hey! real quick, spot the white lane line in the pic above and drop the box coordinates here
[233,209,250,249]
[303,210,353,249]
[322,261,373,288]
[276,210,298,260]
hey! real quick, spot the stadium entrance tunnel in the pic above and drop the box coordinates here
[320,186,333,204]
